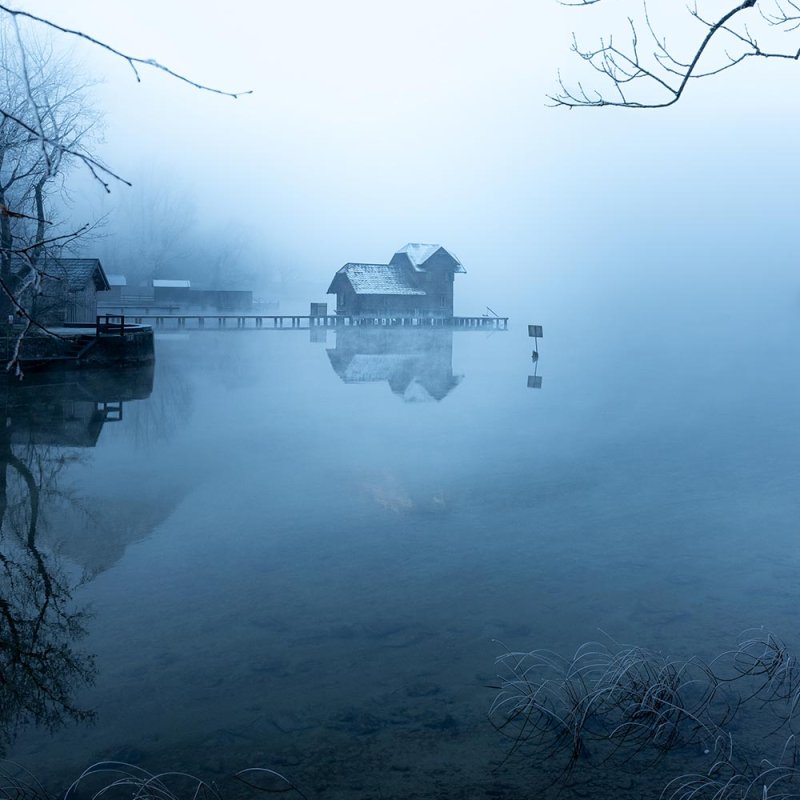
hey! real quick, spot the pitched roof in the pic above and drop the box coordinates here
[38,258,110,291]
[328,263,426,296]
[153,279,191,288]
[396,243,441,267]
[393,243,466,273]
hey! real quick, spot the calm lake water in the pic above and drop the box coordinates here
[4,278,800,799]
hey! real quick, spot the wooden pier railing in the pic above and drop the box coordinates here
[95,314,509,331]
[95,314,126,336]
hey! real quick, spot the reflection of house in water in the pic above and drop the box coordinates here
[327,328,462,402]
[3,367,154,448]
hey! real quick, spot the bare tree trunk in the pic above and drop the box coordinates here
[0,184,15,321]
[31,175,46,268]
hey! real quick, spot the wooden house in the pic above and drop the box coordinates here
[152,279,191,304]
[27,257,110,324]
[151,278,192,306]
[99,274,127,303]
[327,243,466,318]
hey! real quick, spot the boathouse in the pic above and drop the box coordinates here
[153,279,191,304]
[27,257,111,324]
[327,243,466,318]
[101,274,127,303]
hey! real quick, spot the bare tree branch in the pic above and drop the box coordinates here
[551,0,800,108]
[0,105,125,192]
[0,4,252,99]
[0,6,251,190]
[0,7,251,371]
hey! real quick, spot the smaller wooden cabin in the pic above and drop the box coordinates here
[100,274,127,303]
[327,244,466,318]
[30,258,111,324]
[153,279,191,304]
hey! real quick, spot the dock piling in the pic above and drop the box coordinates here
[94,313,510,331]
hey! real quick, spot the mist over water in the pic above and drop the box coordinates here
[5,262,800,797]
[4,2,800,794]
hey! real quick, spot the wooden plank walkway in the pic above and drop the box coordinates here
[97,314,509,331]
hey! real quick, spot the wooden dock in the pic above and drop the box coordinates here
[97,314,509,331]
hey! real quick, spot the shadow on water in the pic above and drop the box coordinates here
[326,328,462,402]
[0,366,154,756]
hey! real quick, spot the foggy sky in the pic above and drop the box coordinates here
[22,1,800,319]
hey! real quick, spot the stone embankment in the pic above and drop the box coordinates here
[2,323,155,369]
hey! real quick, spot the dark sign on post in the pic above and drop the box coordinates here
[528,325,543,338]
[527,375,543,389]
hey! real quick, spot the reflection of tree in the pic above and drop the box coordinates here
[0,403,96,755]
[0,367,159,751]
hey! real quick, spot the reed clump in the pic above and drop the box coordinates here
[0,762,306,800]
[490,629,800,797]
[662,729,800,799]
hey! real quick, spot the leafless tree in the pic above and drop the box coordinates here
[0,5,248,189]
[552,0,800,108]
[0,7,247,372]
[96,170,263,293]
[97,170,198,288]
[0,21,101,336]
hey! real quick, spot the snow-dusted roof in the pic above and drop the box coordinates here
[397,243,441,266]
[393,243,466,273]
[14,257,110,292]
[329,263,426,295]
[107,274,127,286]
[153,279,191,289]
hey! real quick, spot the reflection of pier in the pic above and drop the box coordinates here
[327,328,462,402]
[2,366,154,447]
[100,313,509,330]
